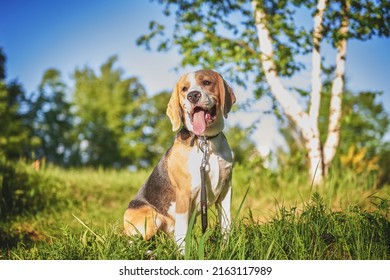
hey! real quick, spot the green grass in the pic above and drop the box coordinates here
[0,159,389,260]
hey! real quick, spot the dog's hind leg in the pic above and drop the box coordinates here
[123,206,172,240]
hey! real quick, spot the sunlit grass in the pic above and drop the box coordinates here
[1,160,389,259]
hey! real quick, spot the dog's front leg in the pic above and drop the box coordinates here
[174,192,190,254]
[217,186,232,237]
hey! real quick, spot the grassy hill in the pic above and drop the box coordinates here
[1,159,389,259]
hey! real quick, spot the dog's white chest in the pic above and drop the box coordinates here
[187,143,232,210]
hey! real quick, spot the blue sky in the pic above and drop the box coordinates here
[0,0,181,94]
[1,0,389,150]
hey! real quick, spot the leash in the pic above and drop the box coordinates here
[187,129,219,234]
[199,136,209,234]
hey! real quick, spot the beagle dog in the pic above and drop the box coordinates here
[124,69,236,250]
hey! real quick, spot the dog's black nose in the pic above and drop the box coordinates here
[187,91,201,103]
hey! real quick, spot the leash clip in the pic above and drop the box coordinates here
[199,136,209,169]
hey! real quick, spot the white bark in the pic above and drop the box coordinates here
[310,0,327,135]
[251,1,324,184]
[323,1,349,173]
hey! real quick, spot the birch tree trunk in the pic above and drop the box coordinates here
[251,1,326,184]
[251,0,350,184]
[310,0,326,131]
[323,0,349,175]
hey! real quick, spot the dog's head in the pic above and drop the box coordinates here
[167,70,236,137]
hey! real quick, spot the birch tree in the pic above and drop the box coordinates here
[138,0,390,183]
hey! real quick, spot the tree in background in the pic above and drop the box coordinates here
[28,69,76,165]
[0,48,193,169]
[73,56,149,168]
[0,48,33,159]
[225,124,258,165]
[319,72,389,181]
[137,0,390,183]
[335,90,389,182]
[142,91,174,165]
[279,76,390,183]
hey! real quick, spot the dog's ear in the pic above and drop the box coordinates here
[166,82,182,132]
[217,74,236,118]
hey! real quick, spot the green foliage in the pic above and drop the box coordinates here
[73,56,150,168]
[323,0,390,43]
[27,68,76,165]
[326,88,389,184]
[0,157,62,221]
[279,79,390,180]
[278,118,307,171]
[340,145,379,174]
[1,48,180,169]
[138,0,389,93]
[339,91,389,155]
[0,48,33,160]
[225,124,258,165]
[138,91,174,165]
[2,45,389,177]
[317,76,390,158]
[378,143,390,187]
[138,0,262,89]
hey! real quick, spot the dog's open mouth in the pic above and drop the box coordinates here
[189,105,217,136]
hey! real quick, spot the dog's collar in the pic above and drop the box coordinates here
[188,130,221,147]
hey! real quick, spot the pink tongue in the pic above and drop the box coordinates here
[192,109,206,136]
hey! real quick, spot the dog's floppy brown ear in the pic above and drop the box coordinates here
[166,82,182,132]
[217,74,236,118]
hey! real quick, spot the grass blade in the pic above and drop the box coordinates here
[198,230,213,260]
[72,214,105,243]
[184,209,197,260]
[234,187,250,223]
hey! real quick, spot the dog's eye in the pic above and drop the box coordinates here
[202,80,211,86]
[182,86,188,92]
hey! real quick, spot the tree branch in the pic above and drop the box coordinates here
[250,1,310,135]
[209,32,259,56]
